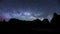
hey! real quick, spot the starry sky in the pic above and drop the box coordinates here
[0,0,60,21]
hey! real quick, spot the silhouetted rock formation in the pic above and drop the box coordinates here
[9,18,19,22]
[33,19,41,22]
[51,13,60,24]
[54,13,57,17]
[42,19,49,24]
[50,13,60,29]
[33,19,41,23]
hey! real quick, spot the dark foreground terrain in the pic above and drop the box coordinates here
[0,13,59,33]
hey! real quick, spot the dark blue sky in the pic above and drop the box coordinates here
[0,0,60,21]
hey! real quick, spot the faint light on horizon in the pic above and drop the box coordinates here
[39,18,44,21]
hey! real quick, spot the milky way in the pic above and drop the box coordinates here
[0,0,60,21]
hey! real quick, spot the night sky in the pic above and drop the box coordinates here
[0,0,60,21]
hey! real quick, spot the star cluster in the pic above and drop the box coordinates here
[0,0,60,21]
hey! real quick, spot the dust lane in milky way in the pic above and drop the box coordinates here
[0,0,60,21]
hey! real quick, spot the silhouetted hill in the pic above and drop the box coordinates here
[33,19,41,22]
[42,19,49,24]
[9,18,21,23]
